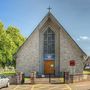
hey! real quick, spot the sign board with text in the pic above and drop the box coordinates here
[69,60,75,66]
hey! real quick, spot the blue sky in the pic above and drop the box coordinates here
[0,0,90,55]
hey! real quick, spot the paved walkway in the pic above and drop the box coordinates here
[1,81,90,90]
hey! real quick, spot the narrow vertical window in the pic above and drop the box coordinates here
[44,28,55,60]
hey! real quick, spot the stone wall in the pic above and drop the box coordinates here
[16,28,40,76]
[16,12,86,76]
[8,75,17,84]
[71,74,90,83]
[60,29,84,75]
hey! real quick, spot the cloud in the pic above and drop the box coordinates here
[77,36,90,41]
[77,38,80,41]
[80,36,89,40]
[76,36,90,55]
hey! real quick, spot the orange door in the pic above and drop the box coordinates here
[44,60,55,74]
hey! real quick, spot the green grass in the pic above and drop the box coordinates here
[0,70,90,77]
[24,77,30,80]
[83,70,90,74]
[0,71,16,76]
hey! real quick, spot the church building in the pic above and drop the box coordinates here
[16,11,87,76]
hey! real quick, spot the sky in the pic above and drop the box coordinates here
[0,0,90,55]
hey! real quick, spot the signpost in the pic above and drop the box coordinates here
[69,60,75,75]
[69,60,76,83]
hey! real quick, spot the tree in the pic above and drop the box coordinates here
[6,26,25,50]
[0,22,25,68]
[6,26,25,66]
[0,22,16,68]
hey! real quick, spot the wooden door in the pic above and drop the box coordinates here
[44,60,55,74]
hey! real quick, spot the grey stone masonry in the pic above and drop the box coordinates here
[16,28,40,76]
[16,12,87,76]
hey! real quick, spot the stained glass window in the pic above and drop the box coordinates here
[44,28,55,54]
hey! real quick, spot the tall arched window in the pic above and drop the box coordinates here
[44,28,55,56]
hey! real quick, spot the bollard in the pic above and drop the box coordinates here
[64,72,69,84]
[70,75,73,83]
[30,71,37,84]
[21,73,25,84]
[16,72,21,84]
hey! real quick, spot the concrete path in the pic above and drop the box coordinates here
[1,81,90,90]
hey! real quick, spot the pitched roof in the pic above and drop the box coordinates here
[15,11,87,57]
[84,56,90,69]
[85,56,90,64]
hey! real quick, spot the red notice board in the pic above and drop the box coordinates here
[69,60,75,66]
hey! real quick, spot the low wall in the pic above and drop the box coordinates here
[8,75,17,84]
[70,74,90,83]
[7,72,24,85]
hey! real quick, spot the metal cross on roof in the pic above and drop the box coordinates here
[47,6,52,12]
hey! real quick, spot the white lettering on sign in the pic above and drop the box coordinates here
[48,55,52,59]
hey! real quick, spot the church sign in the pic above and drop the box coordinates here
[69,60,76,75]
[44,54,55,60]
[69,60,75,66]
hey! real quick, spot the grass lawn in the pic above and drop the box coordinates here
[24,77,30,80]
[0,70,90,77]
[0,71,16,76]
[83,70,90,74]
